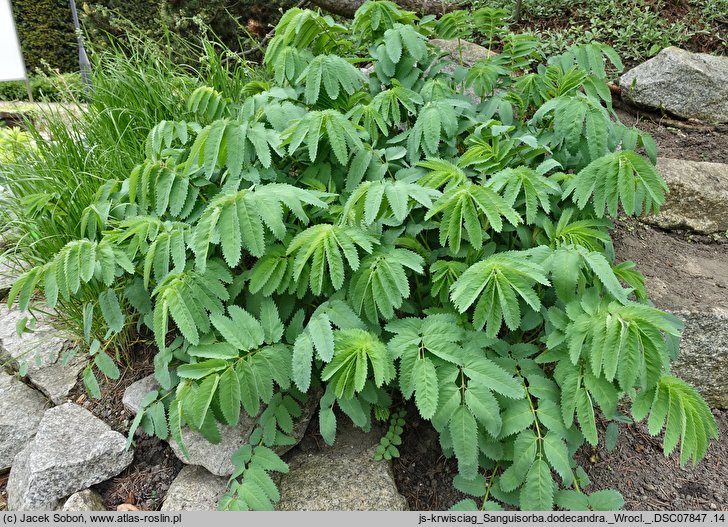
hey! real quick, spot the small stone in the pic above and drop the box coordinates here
[62,490,106,511]
[122,375,160,414]
[6,403,134,511]
[161,466,228,511]
[0,371,49,470]
[116,504,139,512]
[710,503,718,510]
[167,416,259,477]
[429,38,496,66]
[276,421,408,511]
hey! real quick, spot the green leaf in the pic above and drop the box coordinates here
[413,357,439,419]
[292,332,314,392]
[99,288,125,333]
[464,383,502,437]
[187,374,220,429]
[499,398,534,438]
[451,251,548,336]
[453,474,487,497]
[543,432,573,486]
[605,422,618,452]
[449,405,479,480]
[309,314,335,362]
[564,150,667,218]
[449,499,479,511]
[463,356,523,399]
[148,401,168,440]
[499,430,538,492]
[82,303,93,343]
[219,367,242,426]
[168,400,189,459]
[554,490,589,511]
[520,459,554,511]
[588,489,624,511]
[259,299,284,345]
[83,366,101,400]
[177,359,228,379]
[319,406,337,445]
[94,352,121,380]
[211,306,264,351]
[576,387,598,446]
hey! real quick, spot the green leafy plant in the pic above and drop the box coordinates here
[9,0,717,512]
[470,0,726,66]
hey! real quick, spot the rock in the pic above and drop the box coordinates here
[668,306,728,409]
[167,395,317,476]
[619,47,728,123]
[644,158,728,234]
[6,403,134,511]
[614,226,728,408]
[61,489,106,511]
[122,374,160,414]
[168,415,259,477]
[276,421,408,511]
[0,371,48,470]
[160,466,228,511]
[430,38,496,66]
[0,307,84,404]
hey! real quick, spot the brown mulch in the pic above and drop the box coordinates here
[0,472,8,511]
[574,409,727,510]
[64,341,184,511]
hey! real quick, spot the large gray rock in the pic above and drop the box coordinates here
[6,403,134,511]
[122,374,160,414]
[276,421,408,511]
[61,490,106,511]
[644,158,728,234]
[160,466,227,511]
[167,395,317,476]
[619,47,728,123]
[614,226,728,408]
[430,38,496,66]
[0,307,85,404]
[0,371,48,470]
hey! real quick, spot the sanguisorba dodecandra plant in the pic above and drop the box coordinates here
[10,1,717,512]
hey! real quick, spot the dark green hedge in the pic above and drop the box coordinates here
[0,73,84,102]
[81,0,294,54]
[11,0,76,73]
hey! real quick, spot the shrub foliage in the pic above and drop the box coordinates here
[11,0,76,73]
[10,1,717,512]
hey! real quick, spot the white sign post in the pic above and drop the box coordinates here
[0,0,33,101]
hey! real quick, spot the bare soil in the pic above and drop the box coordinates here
[615,107,728,164]
[392,409,728,511]
[575,409,727,510]
[611,218,728,311]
